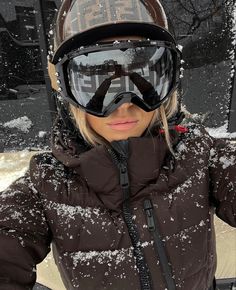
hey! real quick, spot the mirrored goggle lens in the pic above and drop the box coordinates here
[67,45,176,115]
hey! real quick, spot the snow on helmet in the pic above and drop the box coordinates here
[51,0,176,64]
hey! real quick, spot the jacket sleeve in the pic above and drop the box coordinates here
[209,138,236,227]
[0,156,51,290]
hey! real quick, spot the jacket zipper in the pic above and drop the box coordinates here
[144,199,176,290]
[108,148,152,290]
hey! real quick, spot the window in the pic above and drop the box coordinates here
[15,6,37,42]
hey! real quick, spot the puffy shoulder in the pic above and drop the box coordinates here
[175,122,214,157]
[185,121,236,153]
[209,138,236,169]
[29,152,68,192]
[175,120,230,167]
[182,121,213,142]
[30,152,65,170]
[208,138,236,226]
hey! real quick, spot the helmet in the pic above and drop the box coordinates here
[51,0,176,64]
[49,0,181,119]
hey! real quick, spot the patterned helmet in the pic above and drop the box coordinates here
[51,0,175,64]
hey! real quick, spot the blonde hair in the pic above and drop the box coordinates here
[69,92,178,151]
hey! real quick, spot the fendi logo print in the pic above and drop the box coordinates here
[69,0,152,31]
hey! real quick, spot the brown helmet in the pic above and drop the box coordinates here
[51,0,176,64]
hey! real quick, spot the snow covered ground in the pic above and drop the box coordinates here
[206,124,236,139]
[0,149,235,289]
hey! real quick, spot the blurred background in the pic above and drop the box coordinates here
[0,0,61,152]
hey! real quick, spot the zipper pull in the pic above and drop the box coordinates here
[119,163,129,189]
[144,199,156,232]
[119,163,130,201]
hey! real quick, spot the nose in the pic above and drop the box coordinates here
[116,102,133,112]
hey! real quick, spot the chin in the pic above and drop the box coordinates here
[107,132,141,142]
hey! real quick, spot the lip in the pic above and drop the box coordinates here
[107,119,139,131]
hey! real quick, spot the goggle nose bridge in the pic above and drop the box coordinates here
[103,92,141,116]
[113,93,133,105]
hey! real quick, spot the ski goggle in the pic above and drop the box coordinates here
[54,40,181,117]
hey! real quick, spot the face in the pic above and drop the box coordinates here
[86,103,155,142]
[72,35,153,142]
[86,36,156,142]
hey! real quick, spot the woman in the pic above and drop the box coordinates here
[0,0,235,289]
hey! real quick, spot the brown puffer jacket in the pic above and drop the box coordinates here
[0,119,236,290]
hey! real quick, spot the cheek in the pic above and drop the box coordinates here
[142,111,156,126]
[86,114,105,135]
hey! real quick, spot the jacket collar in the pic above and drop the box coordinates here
[51,115,180,210]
